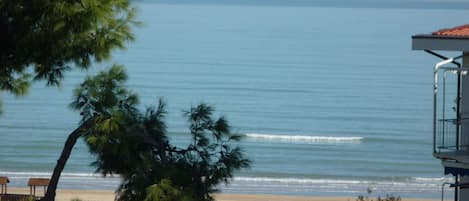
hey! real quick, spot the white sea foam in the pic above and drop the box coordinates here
[245,133,364,144]
[0,171,449,195]
[230,176,455,195]
[224,176,450,196]
[414,177,452,182]
[0,171,120,190]
[234,176,447,185]
[0,171,445,185]
[0,171,118,178]
[234,177,364,184]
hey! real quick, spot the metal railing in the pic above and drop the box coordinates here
[432,57,466,155]
[436,118,469,153]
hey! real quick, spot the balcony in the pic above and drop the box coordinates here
[434,118,469,163]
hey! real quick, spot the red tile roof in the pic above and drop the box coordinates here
[433,24,469,37]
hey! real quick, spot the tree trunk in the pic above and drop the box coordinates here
[42,119,93,201]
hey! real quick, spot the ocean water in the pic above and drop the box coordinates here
[2,1,469,199]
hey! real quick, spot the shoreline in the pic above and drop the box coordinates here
[4,188,444,201]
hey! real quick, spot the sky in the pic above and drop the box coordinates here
[138,0,469,9]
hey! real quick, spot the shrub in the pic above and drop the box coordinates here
[355,188,402,201]
[144,179,192,201]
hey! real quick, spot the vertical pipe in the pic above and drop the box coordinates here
[435,67,439,153]
[456,175,459,201]
[457,63,461,150]
[442,183,445,201]
[443,71,447,148]
[443,71,447,121]
[462,53,469,151]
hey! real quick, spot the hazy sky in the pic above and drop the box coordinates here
[140,0,469,9]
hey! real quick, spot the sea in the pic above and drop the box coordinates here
[2,0,469,199]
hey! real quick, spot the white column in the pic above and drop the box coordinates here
[458,52,469,201]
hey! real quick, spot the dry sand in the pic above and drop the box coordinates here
[6,188,442,201]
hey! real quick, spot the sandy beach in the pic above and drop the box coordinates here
[4,188,443,201]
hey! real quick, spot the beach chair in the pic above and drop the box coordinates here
[0,177,9,194]
[27,178,49,198]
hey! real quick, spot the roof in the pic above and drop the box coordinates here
[28,178,50,186]
[433,24,469,37]
[0,177,9,184]
[412,24,469,51]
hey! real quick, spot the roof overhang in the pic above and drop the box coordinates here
[412,34,469,52]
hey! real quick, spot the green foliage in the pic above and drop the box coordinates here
[71,67,251,201]
[112,101,250,201]
[70,64,142,176]
[19,195,35,201]
[181,104,251,200]
[70,64,138,122]
[144,179,193,201]
[356,188,402,201]
[0,0,138,112]
[0,72,31,96]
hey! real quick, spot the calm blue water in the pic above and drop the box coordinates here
[1,2,469,199]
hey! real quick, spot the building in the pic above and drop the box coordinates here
[413,24,469,201]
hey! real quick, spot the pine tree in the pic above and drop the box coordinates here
[0,0,138,114]
[0,2,138,200]
[69,66,251,201]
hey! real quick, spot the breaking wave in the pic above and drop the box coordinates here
[223,176,452,196]
[245,133,364,144]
